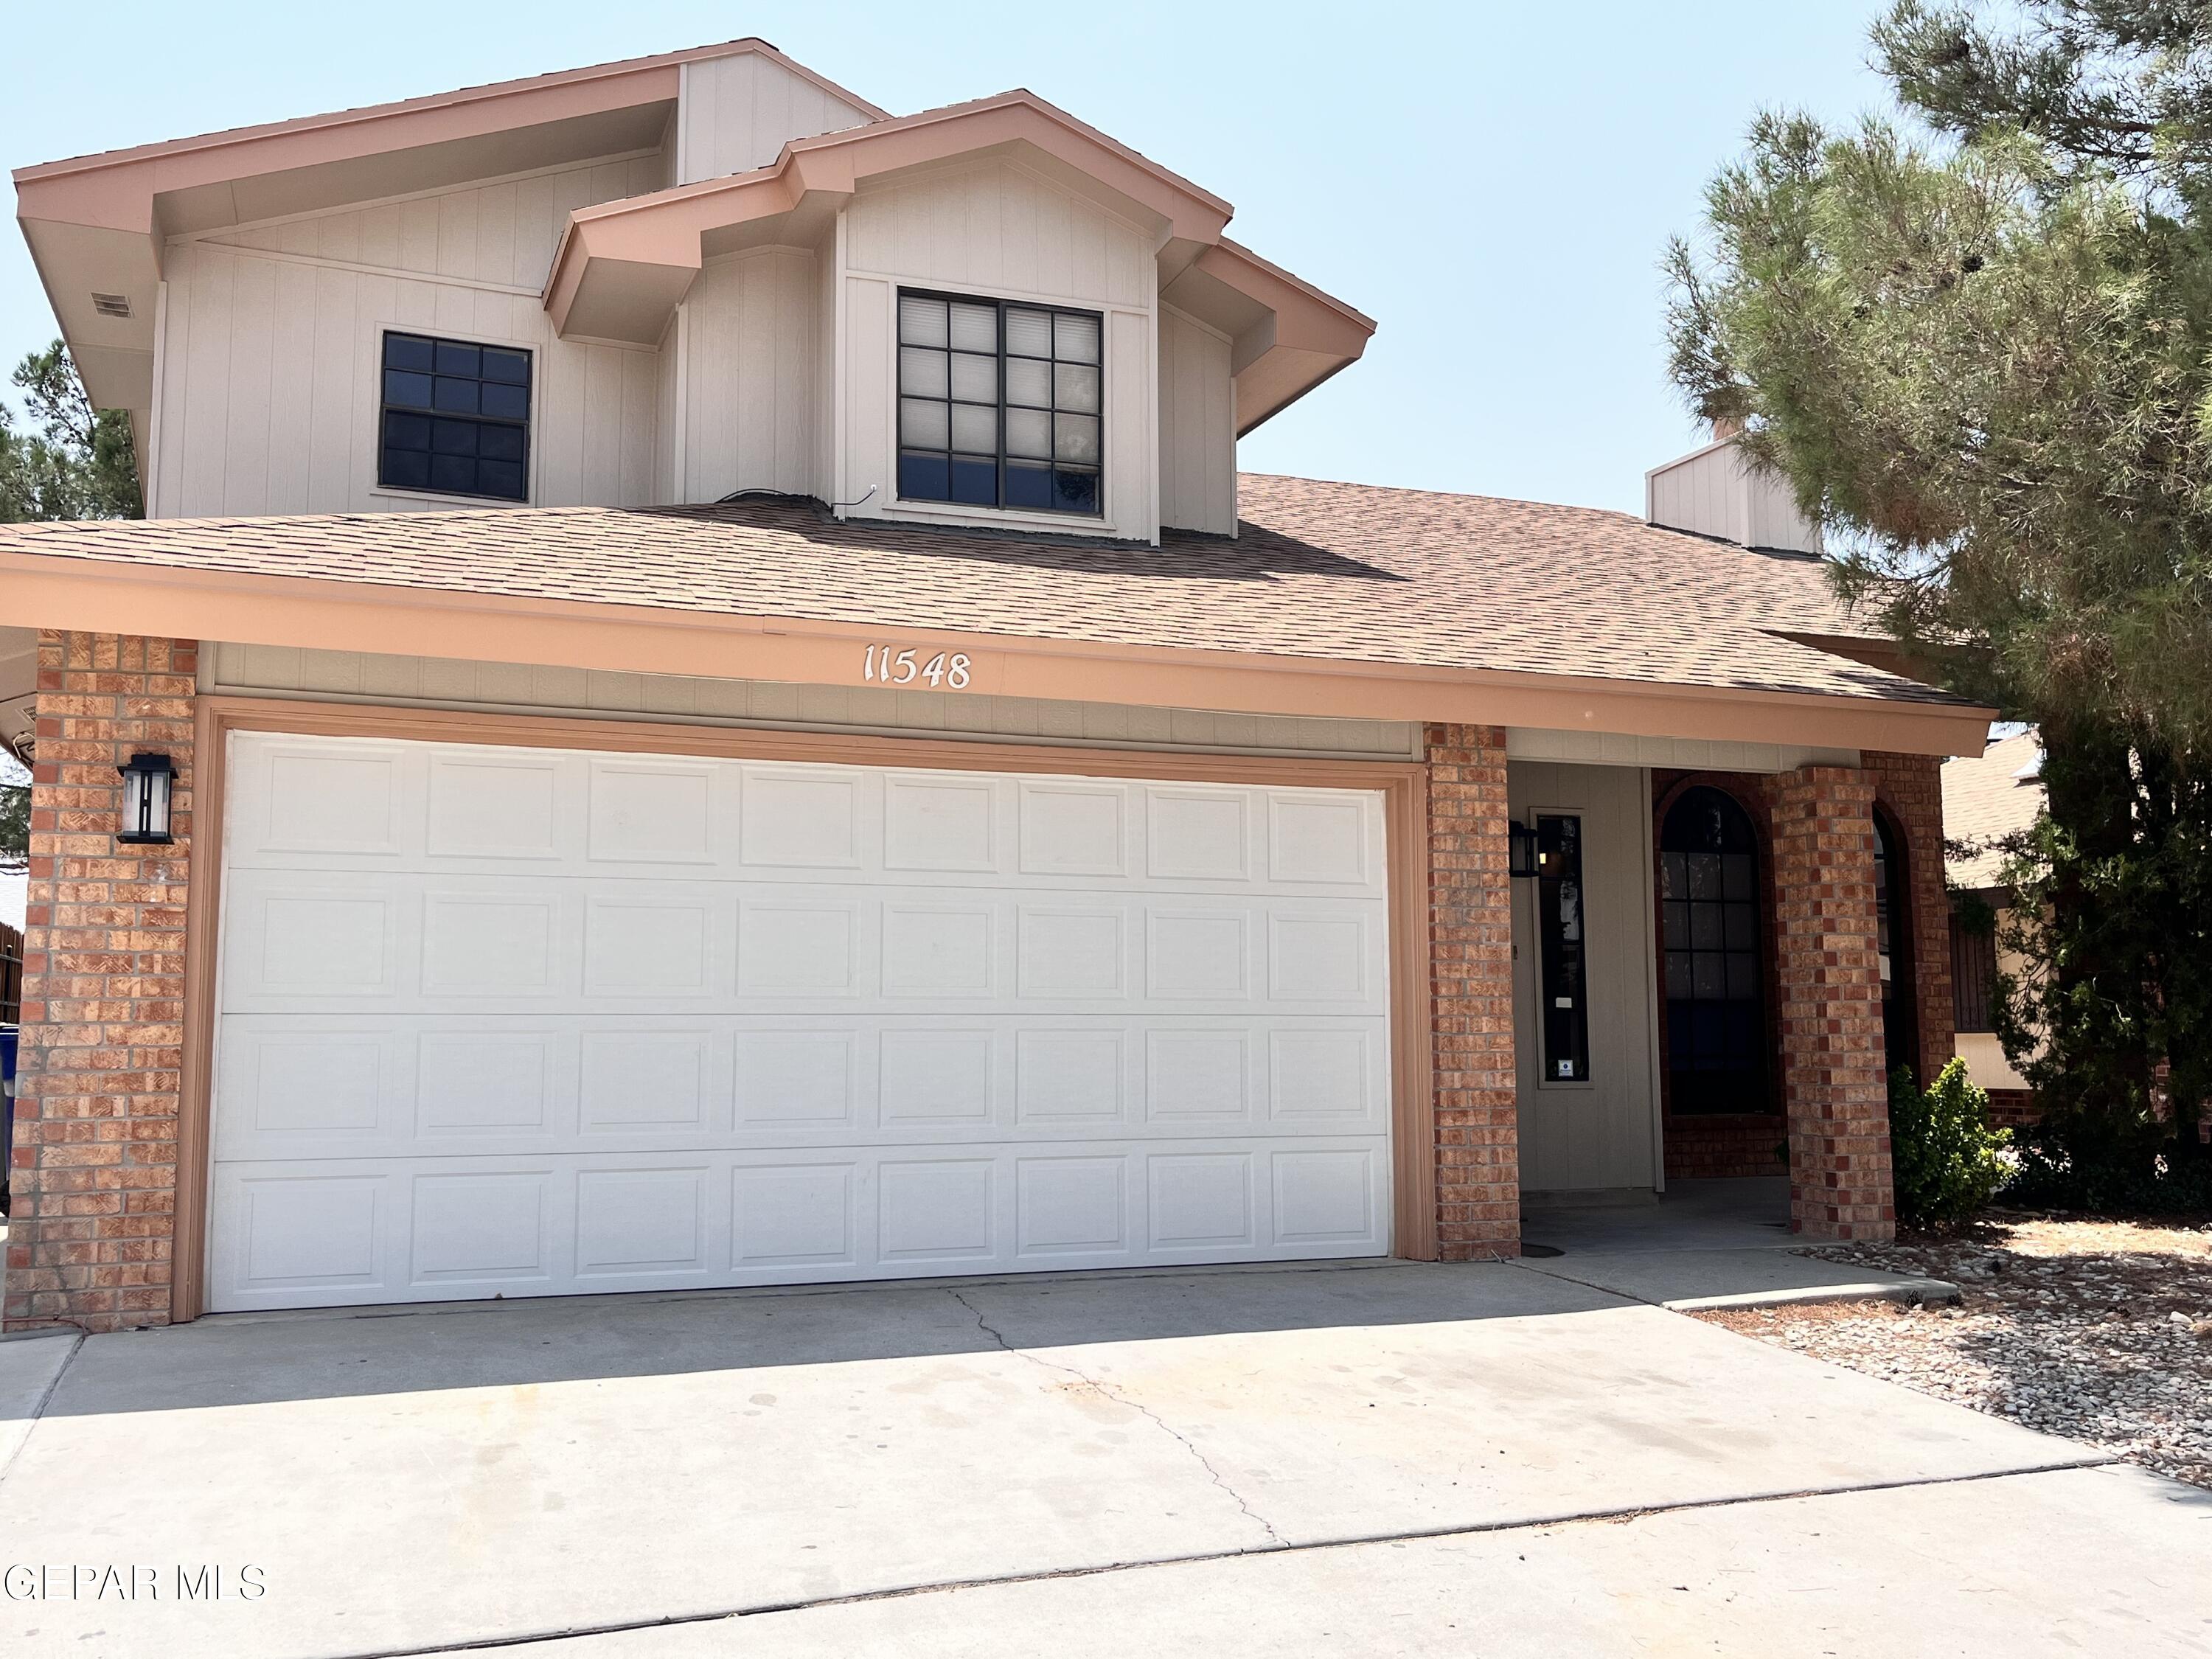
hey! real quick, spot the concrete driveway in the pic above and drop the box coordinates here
[2,1259,2207,1658]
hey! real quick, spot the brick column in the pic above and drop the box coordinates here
[1863,751,1958,1088]
[1425,723,1519,1257]
[4,633,198,1332]
[1767,765,1893,1242]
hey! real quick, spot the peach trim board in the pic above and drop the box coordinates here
[0,555,1996,757]
[543,90,1245,341]
[13,39,886,199]
[170,696,1438,1320]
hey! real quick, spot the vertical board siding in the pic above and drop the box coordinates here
[154,156,671,518]
[678,52,874,184]
[1158,307,1236,535]
[841,160,1158,540]
[680,248,818,501]
[814,237,838,502]
[841,274,894,515]
[1646,443,1822,555]
[1104,308,1153,537]
[1507,761,1660,1194]
[845,159,1151,309]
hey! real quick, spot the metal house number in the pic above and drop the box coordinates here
[863,644,973,689]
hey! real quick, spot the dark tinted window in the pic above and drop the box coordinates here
[1534,814,1590,1083]
[378,333,532,501]
[1660,787,1767,1113]
[897,291,1102,517]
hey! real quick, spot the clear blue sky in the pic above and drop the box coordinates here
[0,0,1895,515]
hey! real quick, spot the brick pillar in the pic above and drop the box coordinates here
[1863,751,1958,1088]
[1425,723,1519,1258]
[1767,765,1893,1242]
[4,633,198,1332]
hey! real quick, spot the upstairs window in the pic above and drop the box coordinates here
[897,291,1102,517]
[379,333,532,502]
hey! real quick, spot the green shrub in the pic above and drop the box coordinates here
[1889,1060,2010,1228]
[2000,1113,2212,1215]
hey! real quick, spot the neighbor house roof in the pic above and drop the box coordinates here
[0,473,1965,714]
[1943,728,2045,889]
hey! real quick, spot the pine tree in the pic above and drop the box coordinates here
[0,340,142,523]
[1666,1,2212,1180]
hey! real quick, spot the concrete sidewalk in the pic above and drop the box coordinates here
[0,1258,2144,1658]
[540,1464,2212,1659]
[1520,1177,1961,1309]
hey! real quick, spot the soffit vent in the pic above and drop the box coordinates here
[90,292,132,319]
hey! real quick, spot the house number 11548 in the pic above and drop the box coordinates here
[863,644,973,688]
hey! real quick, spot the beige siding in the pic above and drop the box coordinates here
[1645,439,1821,555]
[1158,305,1235,535]
[1646,442,1746,546]
[838,159,1158,540]
[680,248,818,500]
[676,52,875,184]
[1509,761,1663,1194]
[653,313,681,505]
[152,157,669,518]
[206,642,1423,759]
[844,158,1152,308]
[814,228,839,502]
[839,271,895,518]
[1506,728,1857,773]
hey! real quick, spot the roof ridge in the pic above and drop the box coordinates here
[13,39,888,181]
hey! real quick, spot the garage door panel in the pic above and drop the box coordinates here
[736,898,863,997]
[410,1171,554,1290]
[586,759,726,866]
[210,734,1394,1311]
[1271,1146,1385,1249]
[426,751,566,861]
[258,744,410,858]
[215,1013,1382,1164]
[883,773,1000,872]
[208,1133,1389,1309]
[226,740,1389,900]
[1018,781,1130,877]
[582,894,725,998]
[734,1161,859,1269]
[223,880,1397,1015]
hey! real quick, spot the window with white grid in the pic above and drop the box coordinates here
[897,290,1103,517]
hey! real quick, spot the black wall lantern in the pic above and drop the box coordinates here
[1509,820,1538,879]
[116,752,175,846]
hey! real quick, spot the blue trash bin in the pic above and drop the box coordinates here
[0,1025,16,1217]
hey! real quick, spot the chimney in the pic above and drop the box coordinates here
[1644,428,1820,555]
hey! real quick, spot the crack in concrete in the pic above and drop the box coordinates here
[0,1330,85,1493]
[945,1287,1286,1550]
[328,1457,2119,1658]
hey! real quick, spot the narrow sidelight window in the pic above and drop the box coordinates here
[378,333,532,501]
[897,290,1102,516]
[1660,787,1767,1112]
[1534,814,1590,1082]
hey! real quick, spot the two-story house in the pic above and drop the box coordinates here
[0,39,1988,1330]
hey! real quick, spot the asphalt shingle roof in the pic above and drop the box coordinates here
[1943,729,2045,888]
[0,472,1966,706]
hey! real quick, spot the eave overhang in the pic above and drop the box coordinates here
[0,550,1994,757]
[10,39,883,421]
[540,91,1374,430]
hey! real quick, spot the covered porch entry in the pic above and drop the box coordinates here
[1502,737,1955,1242]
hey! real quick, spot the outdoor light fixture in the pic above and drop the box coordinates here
[116,752,175,846]
[1509,820,1537,879]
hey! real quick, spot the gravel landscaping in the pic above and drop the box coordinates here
[1693,1211,2212,1489]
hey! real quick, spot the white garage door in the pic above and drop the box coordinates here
[206,732,1393,1311]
